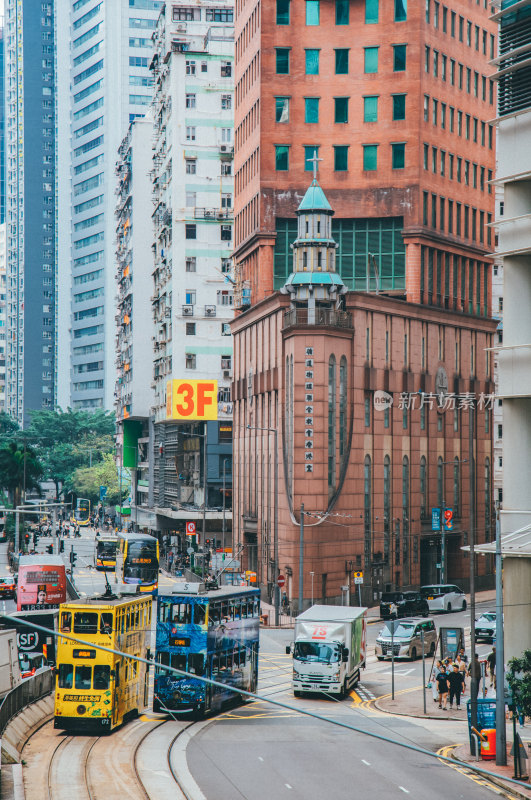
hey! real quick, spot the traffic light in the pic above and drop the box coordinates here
[24,533,30,547]
[70,550,77,567]
[59,539,65,553]
[46,544,53,554]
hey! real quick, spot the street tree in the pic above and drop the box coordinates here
[71,453,130,507]
[0,441,43,507]
[507,650,531,716]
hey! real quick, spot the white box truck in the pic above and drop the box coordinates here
[286,605,367,698]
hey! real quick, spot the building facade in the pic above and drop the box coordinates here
[5,0,57,424]
[233,0,497,316]
[492,0,531,660]
[232,178,496,608]
[57,0,163,412]
[0,225,6,410]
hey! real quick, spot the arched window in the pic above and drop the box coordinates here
[420,456,427,519]
[402,456,410,583]
[437,456,443,508]
[453,457,460,517]
[364,455,371,569]
[384,455,391,563]
[328,355,337,495]
[485,458,491,542]
[339,356,347,461]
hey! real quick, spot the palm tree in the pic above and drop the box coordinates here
[0,441,43,507]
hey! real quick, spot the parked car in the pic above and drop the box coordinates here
[375,618,437,661]
[379,591,429,620]
[0,576,16,599]
[475,611,497,642]
[420,584,466,613]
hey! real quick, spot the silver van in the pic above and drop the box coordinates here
[375,618,437,661]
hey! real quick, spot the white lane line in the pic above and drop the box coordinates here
[398,787,410,794]
[285,784,292,790]
[258,757,264,762]
[361,759,371,766]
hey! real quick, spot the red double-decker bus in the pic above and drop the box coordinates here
[17,555,67,611]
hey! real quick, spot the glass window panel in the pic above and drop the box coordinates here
[393,44,406,71]
[334,146,349,171]
[336,0,349,24]
[305,49,320,74]
[276,0,290,24]
[94,665,110,690]
[305,146,320,171]
[306,0,319,24]
[365,0,378,23]
[364,47,378,73]
[364,96,378,122]
[395,0,407,21]
[392,94,406,120]
[275,97,290,123]
[392,143,405,169]
[334,97,349,123]
[276,48,290,74]
[335,49,349,74]
[75,665,92,690]
[275,145,289,171]
[58,664,73,689]
[305,97,319,123]
[363,145,378,171]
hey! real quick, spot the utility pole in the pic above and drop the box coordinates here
[469,405,478,732]
[299,503,304,614]
[15,509,20,555]
[495,502,507,765]
[202,428,207,580]
[440,469,446,584]
[222,458,227,552]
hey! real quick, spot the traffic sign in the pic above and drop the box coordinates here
[443,507,453,531]
[431,508,441,531]
[186,521,196,535]
[99,485,108,501]
[354,571,364,585]
[277,574,286,588]
[187,546,194,555]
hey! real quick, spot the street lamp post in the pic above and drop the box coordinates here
[247,424,279,626]
[439,457,468,584]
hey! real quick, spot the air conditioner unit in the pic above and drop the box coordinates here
[223,370,231,378]
[220,145,228,152]
[176,23,187,31]
[204,210,214,218]
[182,305,193,316]
[165,309,171,317]
[205,305,216,316]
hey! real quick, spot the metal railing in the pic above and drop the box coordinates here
[283,308,353,329]
[0,669,54,737]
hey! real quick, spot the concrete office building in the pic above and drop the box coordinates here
[233,0,497,313]
[0,226,6,411]
[5,0,57,425]
[57,0,163,412]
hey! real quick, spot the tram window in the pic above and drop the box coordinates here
[231,600,240,620]
[221,602,230,622]
[120,613,125,634]
[172,603,191,624]
[241,602,248,620]
[94,665,110,690]
[74,613,98,634]
[188,654,205,676]
[212,655,219,680]
[159,600,172,623]
[209,603,220,627]
[193,604,206,625]
[126,610,130,631]
[156,651,170,675]
[135,608,139,628]
[100,613,113,635]
[170,654,187,672]
[115,664,120,686]
[253,598,260,617]
[58,664,73,689]
[75,665,92,690]
[60,612,72,633]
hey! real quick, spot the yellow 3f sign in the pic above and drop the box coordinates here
[166,380,218,420]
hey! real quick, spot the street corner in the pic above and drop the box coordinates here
[438,742,531,800]
[373,685,469,721]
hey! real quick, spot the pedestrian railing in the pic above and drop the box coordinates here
[0,669,54,738]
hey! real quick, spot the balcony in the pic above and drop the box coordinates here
[194,207,232,220]
[283,308,353,330]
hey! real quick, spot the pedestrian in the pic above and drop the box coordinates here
[168,550,174,572]
[448,664,465,709]
[430,660,442,703]
[436,665,449,709]
[459,647,468,664]
[487,645,496,687]
[456,653,467,695]
[468,655,482,698]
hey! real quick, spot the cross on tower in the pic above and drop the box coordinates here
[309,149,323,181]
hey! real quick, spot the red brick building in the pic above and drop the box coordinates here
[231,179,496,608]
[234,0,496,313]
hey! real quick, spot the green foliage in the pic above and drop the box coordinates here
[507,650,531,715]
[0,441,43,506]
[0,412,19,436]
[70,453,130,506]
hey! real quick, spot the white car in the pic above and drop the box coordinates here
[475,612,497,642]
[420,584,466,613]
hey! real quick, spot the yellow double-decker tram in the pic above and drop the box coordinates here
[54,594,152,732]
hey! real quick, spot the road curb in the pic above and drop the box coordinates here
[449,748,531,800]
[372,696,465,722]
[169,718,214,800]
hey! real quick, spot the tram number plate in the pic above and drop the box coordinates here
[170,636,190,647]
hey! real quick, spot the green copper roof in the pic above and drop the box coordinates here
[285,272,345,287]
[298,180,333,213]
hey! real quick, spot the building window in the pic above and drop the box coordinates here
[364,393,371,427]
[363,144,378,171]
[186,159,196,174]
[420,403,426,431]
[275,145,289,171]
[305,49,320,74]
[334,145,349,171]
[221,162,232,176]
[186,126,196,141]
[185,224,196,239]
[221,62,232,77]
[304,146,320,171]
[276,48,290,74]
[217,290,234,305]
[328,355,337,494]
[221,322,231,336]
[221,355,232,370]
[185,93,196,109]
[394,0,407,21]
[339,356,347,459]
[186,60,196,75]
[334,97,349,123]
[305,97,319,123]
[185,291,196,305]
[365,0,378,23]
[393,44,406,71]
[276,0,290,24]
[185,354,196,369]
[306,0,320,25]
[364,95,378,122]
[186,257,196,272]
[384,455,391,560]
[275,97,290,123]
[335,48,349,74]
[364,47,379,73]
[392,143,405,169]
[336,0,349,24]
[392,94,406,121]
[186,323,196,336]
[453,458,460,516]
[384,406,390,428]
[221,225,232,241]
[221,94,232,110]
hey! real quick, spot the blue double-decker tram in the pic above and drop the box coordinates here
[154,585,260,717]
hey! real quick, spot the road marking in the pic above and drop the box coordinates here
[437,745,519,799]
[361,759,371,766]
[398,787,409,794]
[285,784,292,790]
[382,668,415,677]
[258,756,264,762]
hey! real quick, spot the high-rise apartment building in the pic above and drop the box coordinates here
[5,0,57,425]
[0,19,5,227]
[57,0,163,412]
[234,0,497,316]
[0,225,6,410]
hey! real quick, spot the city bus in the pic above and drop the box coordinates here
[95,537,118,571]
[115,532,159,595]
[16,555,67,611]
[71,498,91,526]
[154,585,260,717]
[54,594,151,732]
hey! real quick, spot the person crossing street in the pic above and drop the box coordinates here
[448,663,465,709]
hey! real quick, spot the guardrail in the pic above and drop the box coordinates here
[0,669,54,737]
